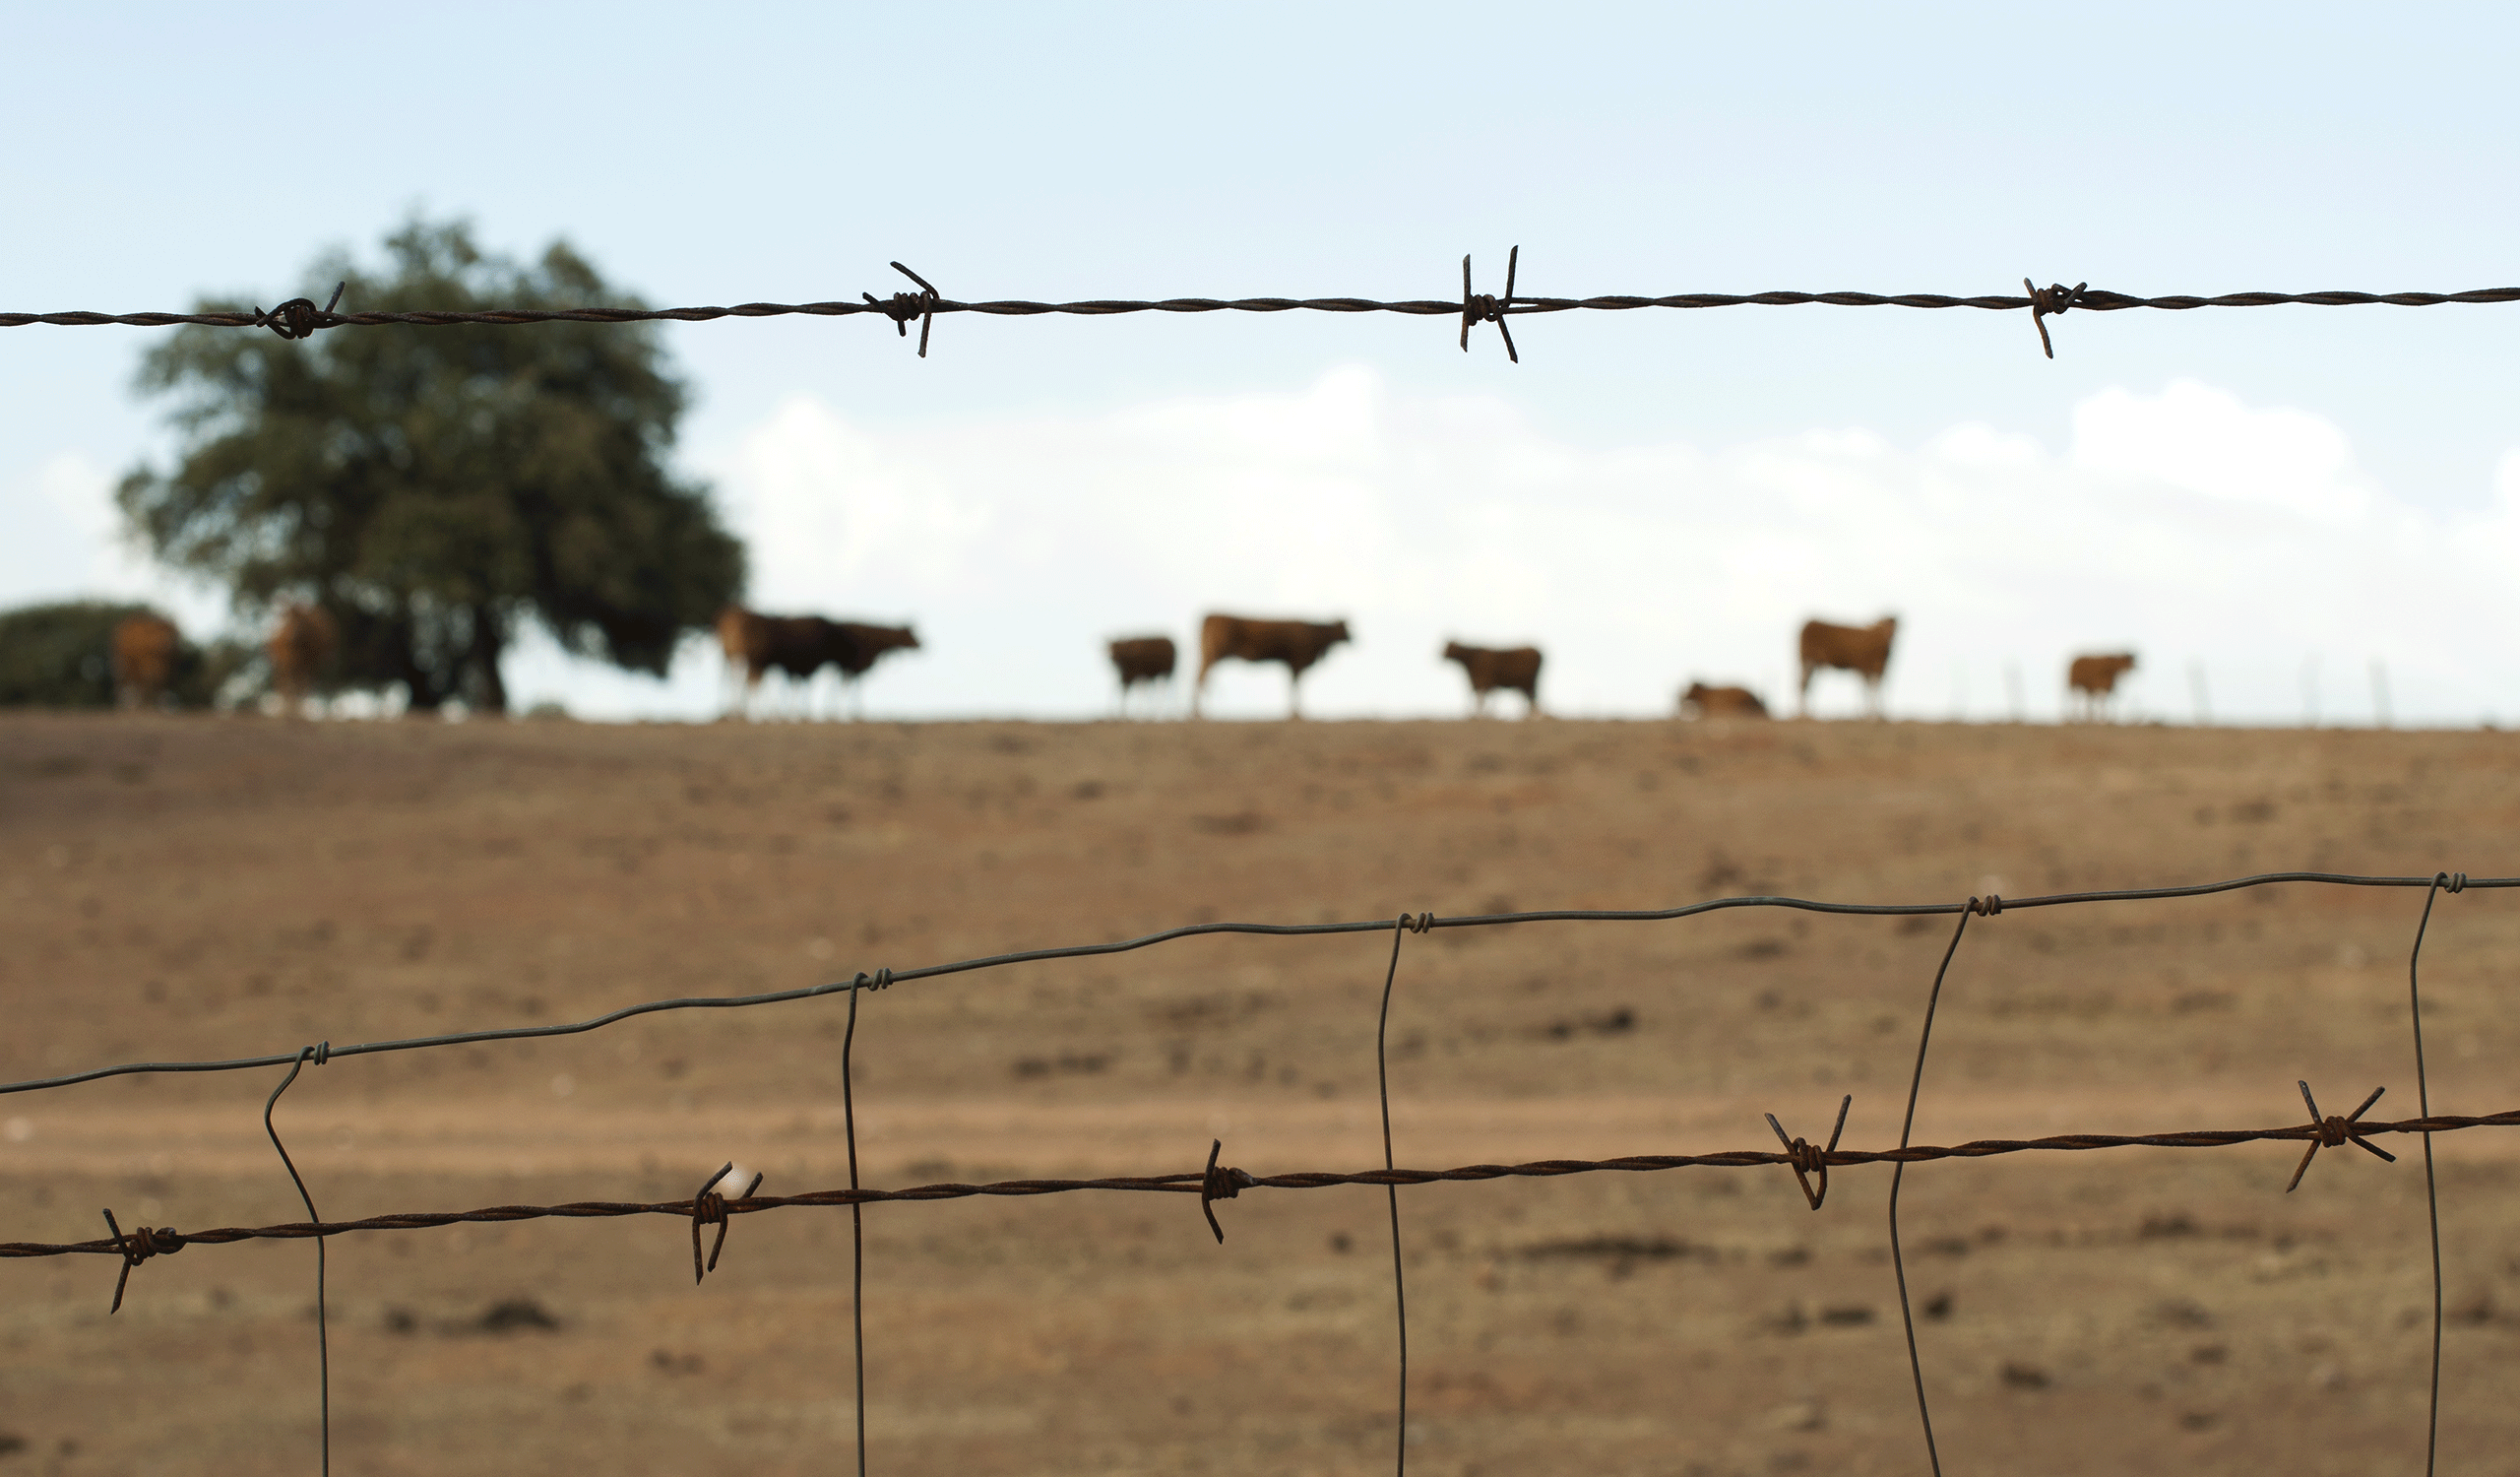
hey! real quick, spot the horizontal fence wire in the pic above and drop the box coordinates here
[1,869,2508,1477]
[6,253,2518,359]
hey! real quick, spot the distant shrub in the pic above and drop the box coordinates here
[0,601,160,707]
[0,601,257,709]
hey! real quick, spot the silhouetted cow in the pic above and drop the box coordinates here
[1679,682,1770,720]
[112,613,181,710]
[1442,642,1542,717]
[2066,653,2137,722]
[1797,616,1897,719]
[1195,614,1352,719]
[1107,636,1176,714]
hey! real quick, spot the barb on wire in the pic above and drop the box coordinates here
[1460,247,1520,362]
[690,1162,764,1283]
[2285,1082,2393,1192]
[1767,1095,1852,1210]
[98,1208,180,1314]
[1200,1139,1254,1244]
[12,263,2520,364]
[253,282,345,342]
[2026,279,2085,358]
[9,870,2515,1101]
[863,262,940,357]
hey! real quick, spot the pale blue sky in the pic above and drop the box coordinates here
[6,4,2516,722]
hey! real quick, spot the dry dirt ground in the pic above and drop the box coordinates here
[2,712,2517,1476]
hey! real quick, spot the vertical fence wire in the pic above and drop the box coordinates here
[261,1045,330,1477]
[1888,900,1981,1477]
[2407,874,2457,1477]
[1374,915,1423,1477]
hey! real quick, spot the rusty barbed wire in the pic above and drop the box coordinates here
[6,251,2518,360]
[10,1107,2514,1268]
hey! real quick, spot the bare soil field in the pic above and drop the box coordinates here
[3,712,2517,1476]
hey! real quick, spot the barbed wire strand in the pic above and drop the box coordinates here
[7,256,2520,362]
[262,1045,330,1477]
[8,872,2514,1102]
[16,1110,2517,1267]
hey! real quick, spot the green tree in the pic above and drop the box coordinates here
[117,219,744,712]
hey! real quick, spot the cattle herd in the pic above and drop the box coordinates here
[105,603,2146,721]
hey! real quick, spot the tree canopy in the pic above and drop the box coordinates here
[117,219,744,711]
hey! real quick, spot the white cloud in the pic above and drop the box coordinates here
[2069,379,2374,523]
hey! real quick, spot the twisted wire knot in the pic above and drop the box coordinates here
[306,1040,331,1065]
[1765,1095,1851,1211]
[1399,912,1434,933]
[101,1209,182,1314]
[253,283,346,342]
[689,1163,764,1283]
[1459,246,1523,363]
[862,261,940,357]
[2440,871,2468,894]
[2287,1081,2394,1192]
[853,968,893,992]
[1971,895,2003,917]
[2024,279,2086,359]
[1199,1139,1257,1244]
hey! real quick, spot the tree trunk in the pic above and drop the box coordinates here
[468,605,508,714]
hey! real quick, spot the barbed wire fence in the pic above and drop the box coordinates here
[3,869,2513,1476]
[6,251,2519,360]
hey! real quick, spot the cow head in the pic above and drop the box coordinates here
[1442,640,1471,664]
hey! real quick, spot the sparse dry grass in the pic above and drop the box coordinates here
[3,713,2516,1475]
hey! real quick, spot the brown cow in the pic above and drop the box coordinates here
[1678,682,1770,720]
[112,613,181,710]
[1107,636,1177,714]
[719,606,919,719]
[1442,642,1542,717]
[1194,613,1351,719]
[1797,616,1897,719]
[2066,653,2138,722]
[268,603,338,717]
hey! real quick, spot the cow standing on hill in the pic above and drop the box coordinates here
[1442,642,1543,718]
[1797,616,1898,719]
[112,613,181,710]
[1194,614,1352,719]
[718,606,920,719]
[1679,682,1769,720]
[1106,636,1177,716]
[2066,653,2138,722]
[268,604,337,717]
